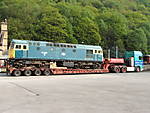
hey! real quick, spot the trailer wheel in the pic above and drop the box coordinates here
[13,70,22,76]
[44,69,51,76]
[121,67,127,73]
[34,69,42,76]
[114,67,120,73]
[24,70,32,76]
[135,67,140,72]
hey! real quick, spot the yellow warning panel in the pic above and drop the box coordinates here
[9,49,15,58]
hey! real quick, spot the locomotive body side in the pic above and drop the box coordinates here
[8,39,103,69]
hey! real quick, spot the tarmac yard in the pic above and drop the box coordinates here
[0,72,150,113]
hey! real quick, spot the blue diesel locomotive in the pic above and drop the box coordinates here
[9,39,103,68]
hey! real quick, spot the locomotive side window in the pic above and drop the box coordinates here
[60,44,64,47]
[56,44,60,47]
[86,50,93,58]
[46,43,53,46]
[29,42,32,45]
[49,44,53,46]
[86,50,93,54]
[54,44,60,47]
[33,43,36,46]
[46,43,49,46]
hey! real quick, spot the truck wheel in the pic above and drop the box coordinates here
[121,67,127,73]
[114,67,120,73]
[135,67,140,72]
[44,69,51,76]
[24,70,32,76]
[34,69,42,76]
[13,70,21,76]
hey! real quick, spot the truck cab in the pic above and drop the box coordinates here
[125,51,143,72]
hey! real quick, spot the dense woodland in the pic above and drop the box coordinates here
[0,0,150,56]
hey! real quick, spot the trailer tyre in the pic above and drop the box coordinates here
[13,70,21,76]
[44,69,51,76]
[34,69,42,76]
[24,70,32,76]
[114,67,120,73]
[121,67,127,73]
[135,67,140,72]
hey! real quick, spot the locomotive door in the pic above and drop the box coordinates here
[15,45,23,58]
[22,44,28,58]
[96,54,102,61]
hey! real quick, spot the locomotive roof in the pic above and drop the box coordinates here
[11,39,102,50]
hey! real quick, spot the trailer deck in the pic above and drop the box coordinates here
[50,68,109,75]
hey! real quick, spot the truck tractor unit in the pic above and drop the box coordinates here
[106,51,143,73]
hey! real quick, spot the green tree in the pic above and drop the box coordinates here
[73,17,101,45]
[35,6,72,43]
[96,10,128,50]
[125,28,147,53]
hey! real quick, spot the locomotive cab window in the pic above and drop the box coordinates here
[98,50,102,54]
[23,45,28,50]
[15,45,21,49]
[15,44,28,50]
[46,43,49,46]
[94,50,102,54]
[95,50,97,53]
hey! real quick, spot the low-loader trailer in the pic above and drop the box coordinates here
[0,51,144,76]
